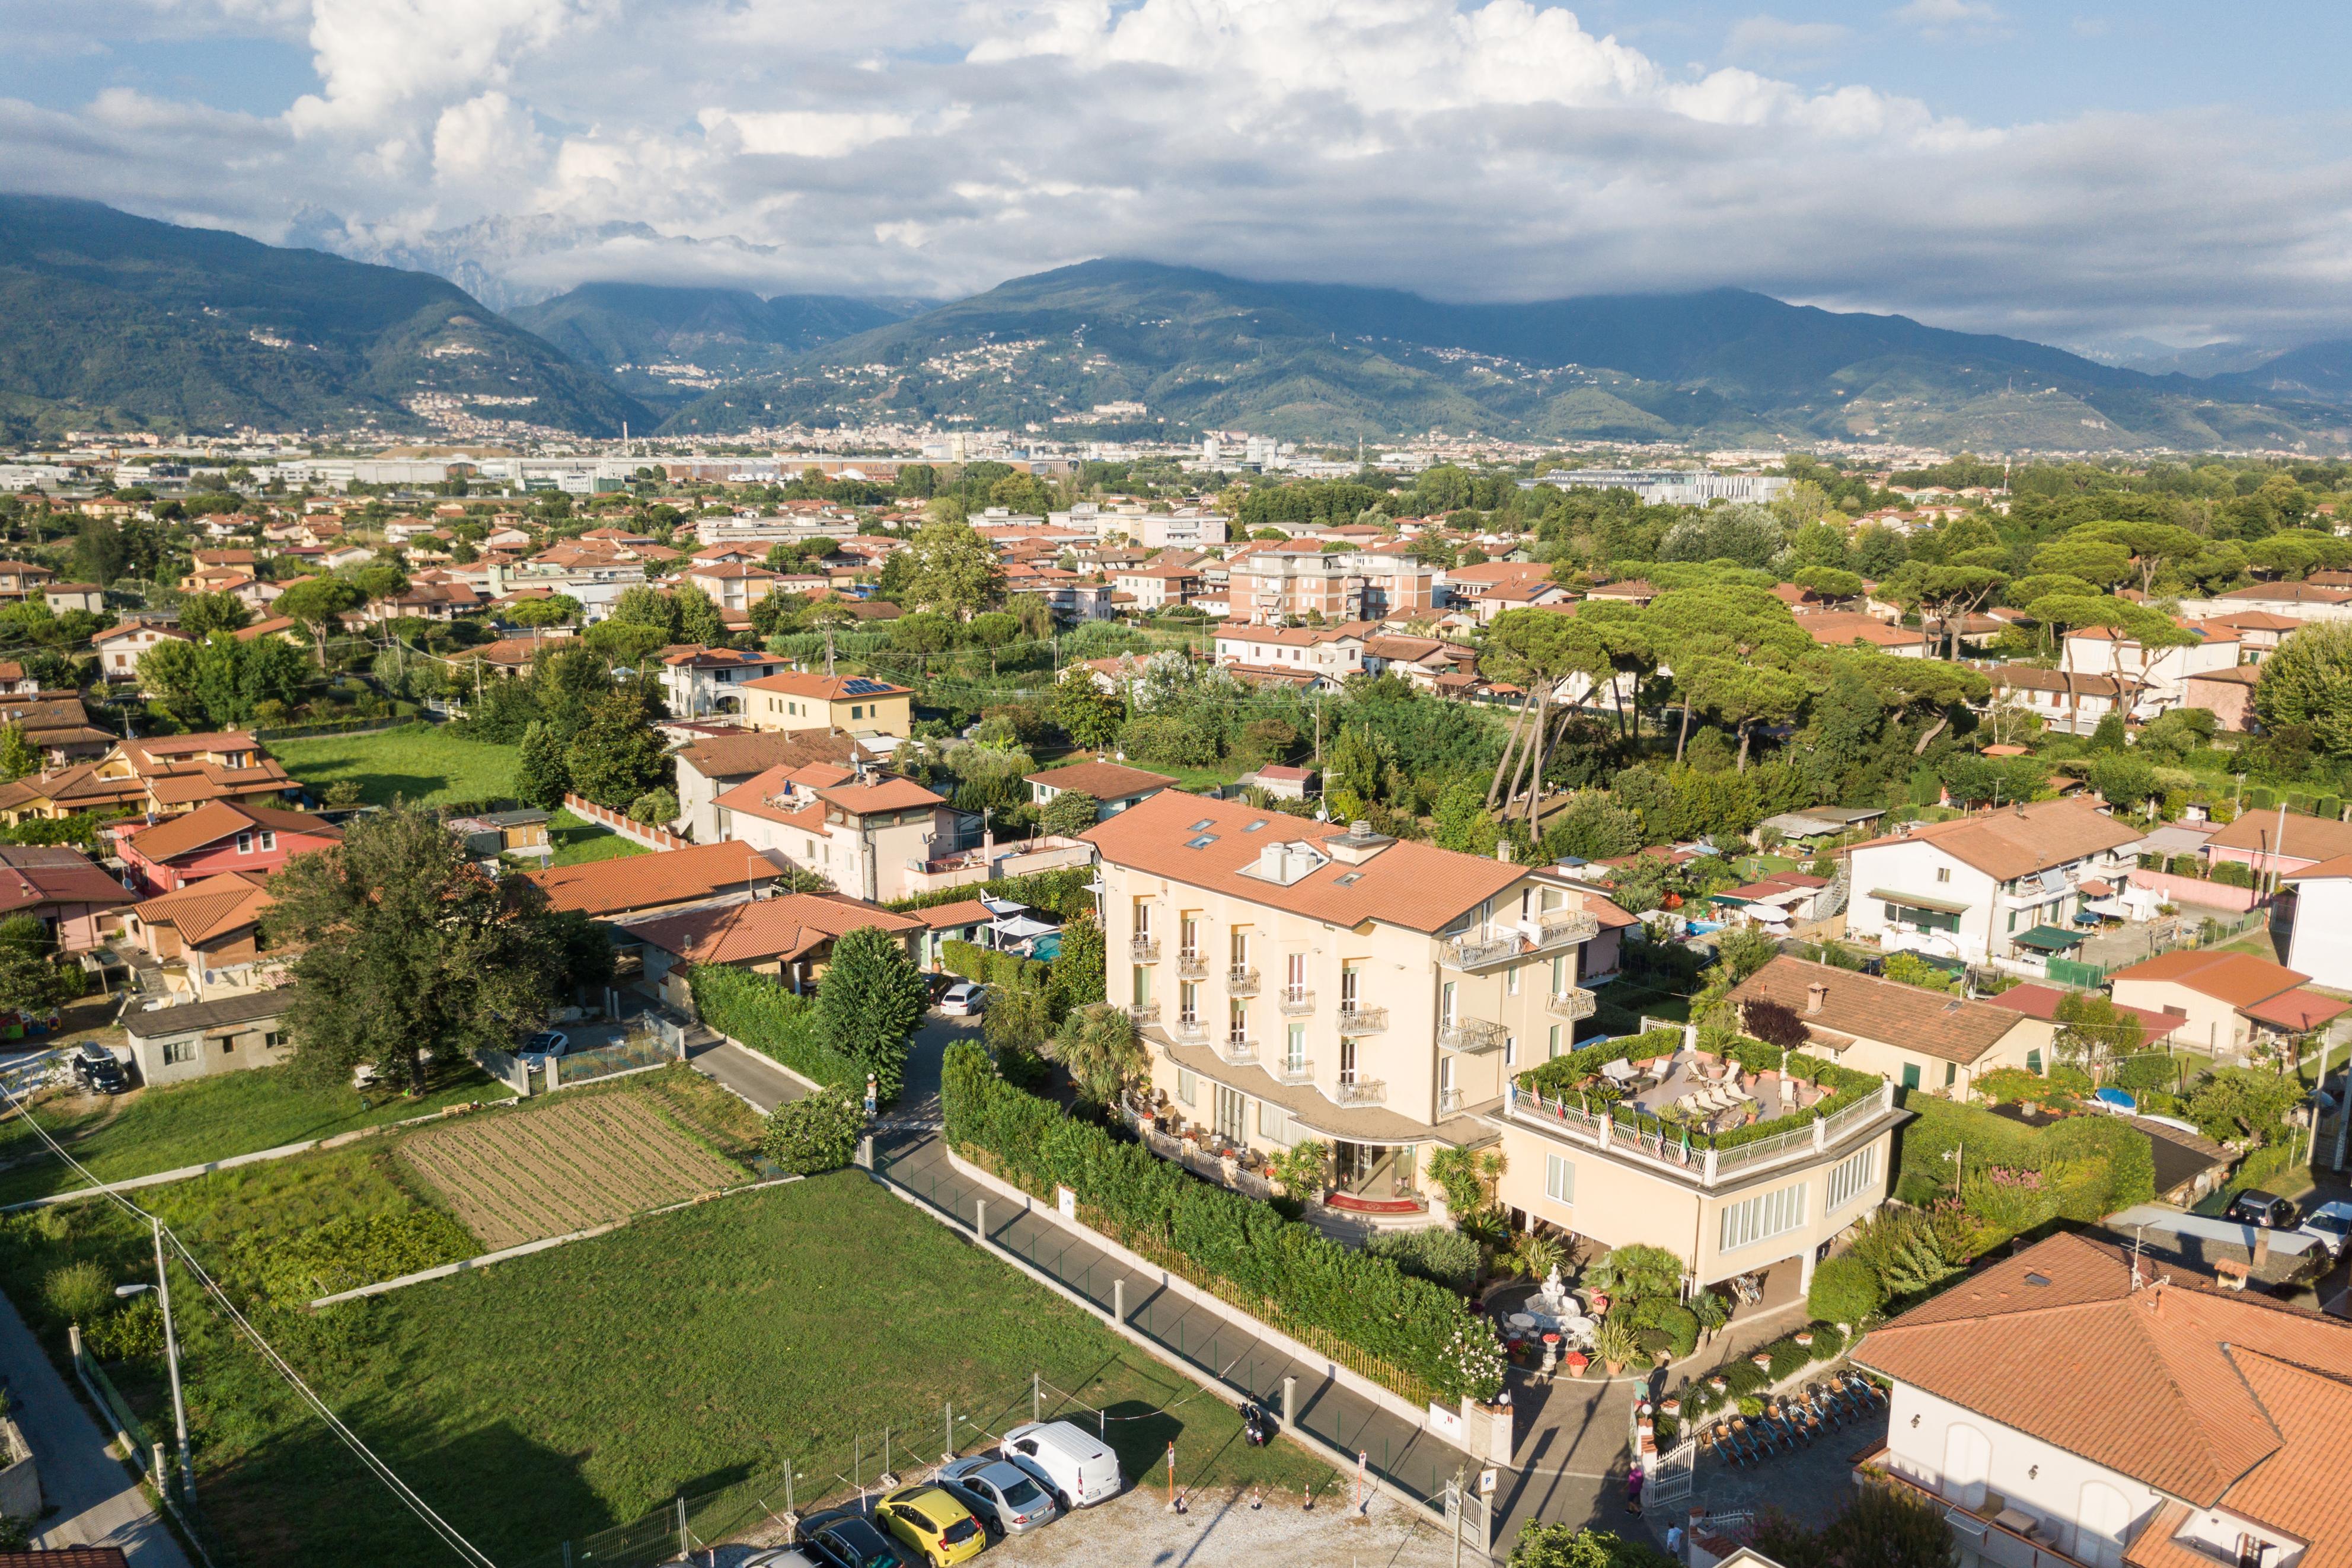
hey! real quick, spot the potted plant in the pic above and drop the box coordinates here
[1592,1315,1639,1378]
[1794,1331,1814,1348]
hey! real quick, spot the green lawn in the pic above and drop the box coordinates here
[548,807,649,867]
[272,723,519,807]
[0,1167,1333,1567]
[0,1062,512,1207]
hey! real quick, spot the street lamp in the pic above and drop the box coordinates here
[121,1217,191,1501]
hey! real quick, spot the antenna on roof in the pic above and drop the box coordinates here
[2130,1224,2145,1291]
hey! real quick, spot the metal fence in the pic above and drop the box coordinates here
[551,1036,673,1088]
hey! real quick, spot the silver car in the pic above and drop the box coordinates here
[936,1455,1061,1536]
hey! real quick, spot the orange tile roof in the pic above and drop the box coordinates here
[1981,982,2184,1041]
[526,841,783,916]
[1844,797,2142,881]
[623,892,920,966]
[917,899,995,930]
[133,871,274,945]
[2206,807,2352,864]
[815,778,946,815]
[1860,1232,2352,1563]
[2240,986,2349,1032]
[1081,789,1521,933]
[1023,761,1176,800]
[2108,947,2306,1008]
[741,671,913,701]
[1729,955,2020,1065]
[125,800,340,864]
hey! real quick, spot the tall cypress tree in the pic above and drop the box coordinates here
[815,926,928,1101]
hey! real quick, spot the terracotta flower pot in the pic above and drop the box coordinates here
[1751,1354,1773,1371]
[1661,1398,1681,1416]
[1795,1332,1814,1347]
[1709,1377,1728,1393]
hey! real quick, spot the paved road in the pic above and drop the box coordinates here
[0,1292,191,1566]
[684,1037,817,1112]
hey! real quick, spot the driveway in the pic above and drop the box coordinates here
[0,1292,190,1565]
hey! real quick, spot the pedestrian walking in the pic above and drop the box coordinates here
[1666,1521,1685,1559]
[1625,1462,1644,1517]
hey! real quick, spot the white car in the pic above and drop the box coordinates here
[2299,1200,2352,1259]
[1001,1421,1121,1510]
[938,982,987,1017]
[516,1030,570,1068]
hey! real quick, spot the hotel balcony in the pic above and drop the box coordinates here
[1126,1000,1160,1024]
[1333,1077,1387,1107]
[1170,1014,1209,1045]
[1276,986,1316,1016]
[1130,937,1160,963]
[1219,1036,1259,1066]
[1437,1017,1508,1055]
[1443,911,1600,970]
[1271,1057,1315,1087]
[1226,966,1260,996]
[1176,950,1209,981]
[1546,987,1598,1021]
[1334,1003,1389,1034]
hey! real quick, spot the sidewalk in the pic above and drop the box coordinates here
[0,1293,190,1566]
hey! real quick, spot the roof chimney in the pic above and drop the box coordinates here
[1807,981,1827,1015]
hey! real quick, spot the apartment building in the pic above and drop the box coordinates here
[712,764,956,903]
[684,560,784,614]
[1988,667,2126,737]
[1086,790,1613,1216]
[739,671,914,739]
[1349,546,1438,619]
[1843,799,2143,967]
[1211,623,1372,681]
[1227,548,1366,625]
[656,645,794,718]
[671,727,868,844]
[1855,1232,2352,1568]
[2060,622,2242,718]
[1109,566,1201,611]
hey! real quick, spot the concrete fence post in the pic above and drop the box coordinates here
[1113,1279,1125,1324]
[975,1198,986,1241]
[856,1135,874,1171]
[1281,1375,1298,1430]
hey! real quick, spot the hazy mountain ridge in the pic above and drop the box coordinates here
[0,197,648,439]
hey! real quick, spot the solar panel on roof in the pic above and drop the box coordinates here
[840,678,895,695]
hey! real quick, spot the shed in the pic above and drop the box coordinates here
[121,989,288,1088]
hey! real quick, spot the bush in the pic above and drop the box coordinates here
[242,1208,478,1305]
[1764,1337,1810,1381]
[85,1295,165,1362]
[42,1260,111,1323]
[1631,1297,1699,1360]
[1367,1227,1482,1294]
[1805,1321,1846,1360]
[2209,860,2256,889]
[1722,1358,1768,1395]
[941,938,1049,993]
[942,1040,1502,1401]
[1807,1253,1884,1327]
[761,1093,864,1174]
[688,965,866,1093]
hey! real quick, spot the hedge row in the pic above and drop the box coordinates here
[886,864,1097,919]
[687,965,864,1091]
[1675,1321,1849,1422]
[939,939,1049,992]
[940,1041,1504,1402]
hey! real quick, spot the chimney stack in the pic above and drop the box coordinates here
[1807,981,1827,1015]
[2013,799,2026,817]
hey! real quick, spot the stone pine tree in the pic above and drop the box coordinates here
[514,720,570,809]
[263,806,571,1094]
[815,925,928,1101]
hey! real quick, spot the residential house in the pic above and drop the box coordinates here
[0,663,36,697]
[1443,562,1563,624]
[671,727,867,845]
[1110,566,1201,611]
[526,841,787,919]
[684,561,783,615]
[92,621,192,684]
[43,582,105,615]
[2180,665,2264,732]
[116,800,343,896]
[121,989,289,1087]
[1582,578,1658,608]
[361,582,483,622]
[711,766,955,903]
[2203,806,2352,880]
[2203,581,2352,622]
[0,845,134,951]
[1087,789,1625,1216]
[1729,956,2040,1097]
[2204,610,2303,661]
[1989,667,2126,736]
[657,645,794,718]
[913,898,994,969]
[1842,799,2143,967]
[1711,873,1831,934]
[0,733,296,825]
[1978,982,2185,1075]
[1795,612,1927,656]
[739,671,914,740]
[0,697,115,764]
[2061,622,2242,718]
[0,561,55,602]
[122,871,282,999]
[621,892,925,1008]
[2281,853,2352,991]
[1362,635,1477,689]
[1211,622,1372,681]
[1854,1231,2352,1568]
[2108,948,2350,1058]
[1253,764,1315,801]
[1025,761,1176,820]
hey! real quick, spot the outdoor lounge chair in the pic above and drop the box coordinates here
[1725,1416,1763,1464]
[1840,1371,1887,1409]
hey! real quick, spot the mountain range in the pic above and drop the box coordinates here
[0,197,647,440]
[9,197,2352,453]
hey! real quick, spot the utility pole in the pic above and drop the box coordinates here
[825,624,836,678]
[154,1218,190,1498]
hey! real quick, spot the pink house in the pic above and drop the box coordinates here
[117,800,344,896]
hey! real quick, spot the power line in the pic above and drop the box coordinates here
[0,1088,502,1568]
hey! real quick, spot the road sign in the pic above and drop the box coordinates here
[1479,1468,1498,1496]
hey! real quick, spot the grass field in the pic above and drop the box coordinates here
[0,1061,513,1207]
[272,723,519,807]
[548,807,649,867]
[0,1162,1332,1567]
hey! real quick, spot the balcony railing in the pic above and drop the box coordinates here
[1226,966,1260,996]
[1334,1077,1386,1107]
[1505,1077,1902,1187]
[1438,1087,1466,1115]
[1219,1037,1259,1066]
[1171,1014,1208,1045]
[1272,1057,1314,1087]
[1130,937,1160,963]
[1176,950,1208,980]
[1276,986,1315,1016]
[1442,910,1601,970]
[1437,1017,1508,1054]
[1126,1000,1160,1024]
[1546,987,1598,1021]
[1335,1003,1388,1034]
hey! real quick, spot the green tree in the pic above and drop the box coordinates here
[760,1093,864,1174]
[0,915,76,1014]
[1431,782,1501,856]
[1038,788,1100,838]
[1051,909,1108,1012]
[514,720,570,809]
[1053,669,1125,750]
[564,684,672,809]
[1052,1001,1147,1109]
[1507,1522,1678,1568]
[504,595,581,629]
[2053,990,2144,1076]
[1747,1484,1957,1568]
[608,583,681,639]
[179,591,252,637]
[2254,620,2352,758]
[263,806,570,1094]
[674,583,727,647]
[905,520,1006,620]
[273,574,366,667]
[815,925,928,1101]
[0,725,37,781]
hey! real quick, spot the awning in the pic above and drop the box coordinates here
[1869,887,1969,916]
[2012,925,2085,953]
[990,915,1058,941]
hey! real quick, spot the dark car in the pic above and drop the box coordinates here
[71,1043,127,1096]
[2225,1190,2302,1230]
[799,1510,911,1568]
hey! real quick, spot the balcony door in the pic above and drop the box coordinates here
[1341,965,1360,1007]
[1214,1085,1246,1145]
[1440,981,1457,1029]
[1180,912,1198,960]
[1339,1036,1358,1084]
[1285,952,1307,1003]
[1179,982,1199,1026]
[1228,1001,1248,1046]
[1230,927,1250,970]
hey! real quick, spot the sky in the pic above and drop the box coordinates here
[5,1,2350,348]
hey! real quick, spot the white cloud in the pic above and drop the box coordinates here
[1890,0,2009,41]
[0,0,2347,346]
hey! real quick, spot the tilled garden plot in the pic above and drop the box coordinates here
[399,1092,746,1249]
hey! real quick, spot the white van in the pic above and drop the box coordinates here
[1000,1421,1122,1509]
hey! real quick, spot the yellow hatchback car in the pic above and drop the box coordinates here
[875,1485,987,1567]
